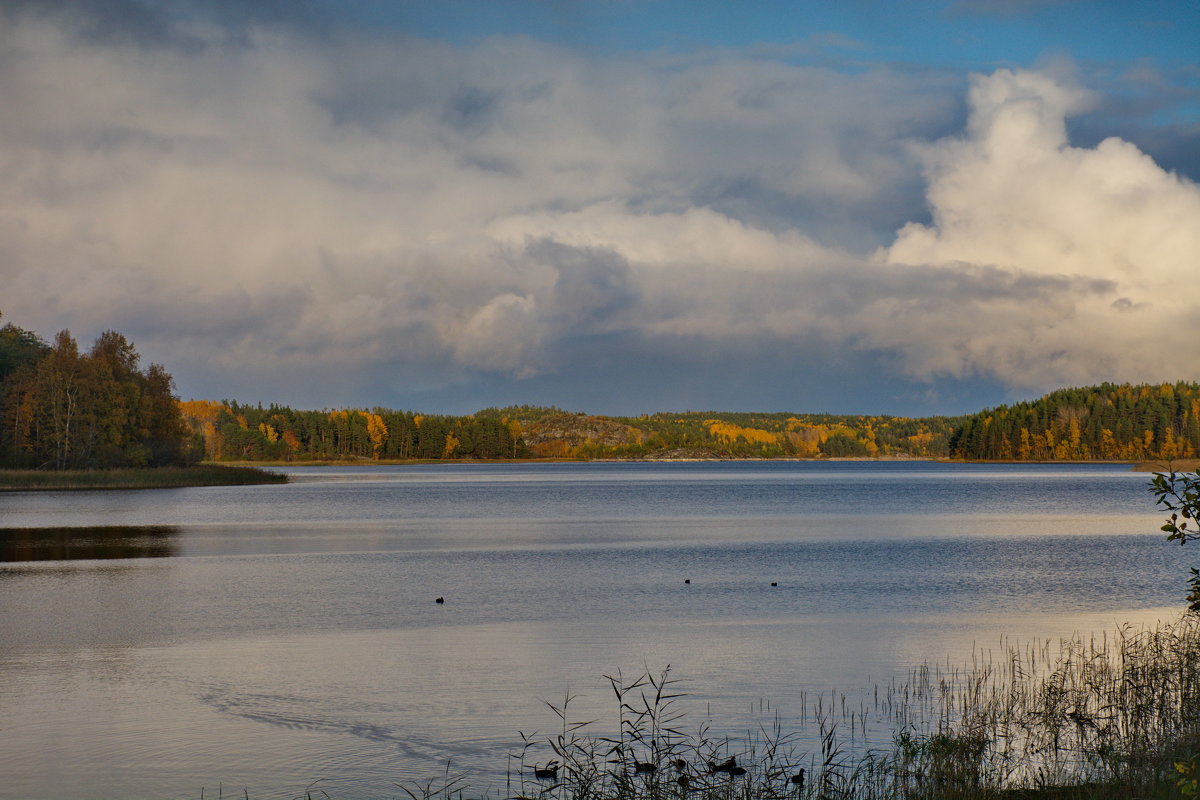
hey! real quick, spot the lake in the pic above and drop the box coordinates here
[0,461,1191,799]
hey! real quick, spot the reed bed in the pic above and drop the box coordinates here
[0,464,286,490]
[391,615,1200,800]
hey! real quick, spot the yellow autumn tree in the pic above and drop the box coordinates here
[179,399,227,459]
[907,431,935,456]
[706,420,778,446]
[258,422,279,444]
[860,421,880,457]
[361,412,388,457]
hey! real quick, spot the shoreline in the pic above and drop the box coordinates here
[213,456,1139,467]
[0,464,287,492]
[0,458,1157,491]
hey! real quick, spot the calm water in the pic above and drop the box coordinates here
[0,461,1190,799]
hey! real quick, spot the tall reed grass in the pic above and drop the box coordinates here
[395,615,1200,800]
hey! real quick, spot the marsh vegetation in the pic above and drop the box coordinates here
[397,617,1200,800]
[2,461,1191,799]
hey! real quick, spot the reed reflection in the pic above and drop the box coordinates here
[0,526,180,562]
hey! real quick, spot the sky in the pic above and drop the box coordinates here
[1,0,1198,416]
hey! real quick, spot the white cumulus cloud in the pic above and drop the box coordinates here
[878,68,1200,388]
[1,4,1197,411]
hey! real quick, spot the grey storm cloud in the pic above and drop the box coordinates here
[2,4,1199,409]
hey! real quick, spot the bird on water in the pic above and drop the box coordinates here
[435,596,444,604]
[533,762,559,780]
[708,756,737,774]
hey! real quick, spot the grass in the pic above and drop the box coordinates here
[380,615,1200,800]
[190,615,1200,799]
[0,464,287,491]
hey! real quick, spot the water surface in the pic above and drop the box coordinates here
[0,461,1188,799]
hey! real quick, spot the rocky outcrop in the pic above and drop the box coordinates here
[643,447,723,460]
[523,413,644,448]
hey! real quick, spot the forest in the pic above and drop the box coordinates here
[181,400,526,462]
[8,313,1200,467]
[177,401,963,462]
[0,313,194,469]
[186,385,1200,464]
[948,382,1200,461]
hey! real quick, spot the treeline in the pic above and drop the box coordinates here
[181,401,526,461]
[622,411,961,459]
[512,410,965,459]
[10,307,1189,467]
[949,382,1200,460]
[0,313,194,469]
[180,403,962,463]
[200,383,1200,463]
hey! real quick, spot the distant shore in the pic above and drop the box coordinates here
[214,455,942,467]
[211,455,1144,467]
[4,459,1158,488]
[0,465,287,491]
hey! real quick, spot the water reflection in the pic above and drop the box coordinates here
[0,526,180,562]
[0,463,1181,800]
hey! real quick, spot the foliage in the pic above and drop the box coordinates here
[177,382,1200,463]
[0,313,48,383]
[179,403,970,463]
[495,408,965,461]
[0,312,196,470]
[181,401,528,462]
[951,382,1200,461]
[1178,755,1199,798]
[1151,469,1200,613]
[610,410,963,459]
[390,617,1200,800]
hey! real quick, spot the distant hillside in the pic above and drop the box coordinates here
[481,407,963,460]
[181,402,964,462]
[949,382,1200,461]
[182,383,1200,464]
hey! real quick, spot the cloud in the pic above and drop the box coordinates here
[0,7,1197,411]
[878,68,1200,388]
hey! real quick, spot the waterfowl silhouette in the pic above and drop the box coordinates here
[790,768,806,788]
[770,581,777,587]
[533,762,559,781]
[684,579,690,584]
[672,758,688,771]
[708,756,737,775]
[435,596,444,604]
[633,761,656,775]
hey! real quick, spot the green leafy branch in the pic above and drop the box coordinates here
[1150,470,1200,612]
